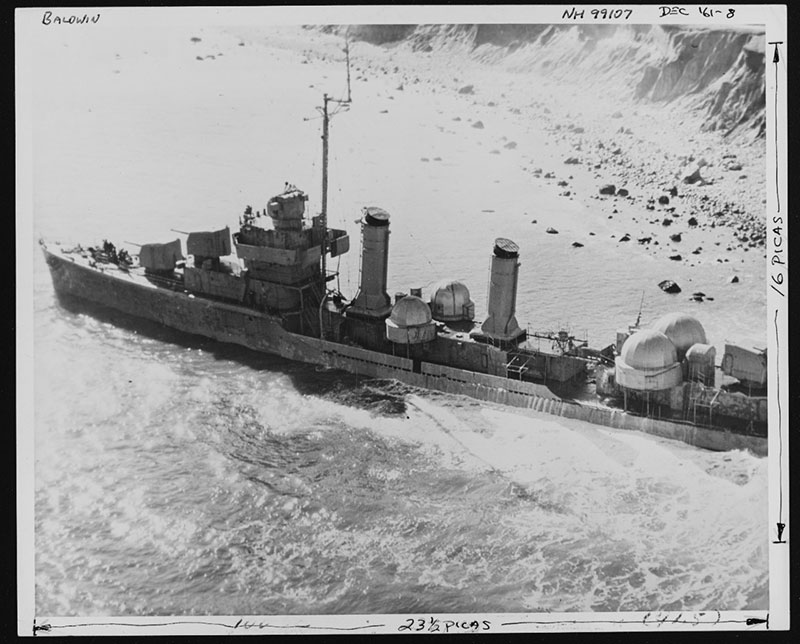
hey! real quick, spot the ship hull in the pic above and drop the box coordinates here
[43,247,767,456]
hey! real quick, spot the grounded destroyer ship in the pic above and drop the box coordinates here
[41,90,768,456]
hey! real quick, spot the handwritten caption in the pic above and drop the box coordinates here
[42,11,100,25]
[562,8,634,20]
[398,617,491,633]
[770,215,785,297]
[659,6,736,18]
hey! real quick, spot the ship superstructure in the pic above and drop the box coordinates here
[39,66,768,456]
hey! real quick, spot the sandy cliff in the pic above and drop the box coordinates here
[339,24,766,140]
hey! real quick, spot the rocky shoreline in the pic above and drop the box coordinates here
[323,27,767,277]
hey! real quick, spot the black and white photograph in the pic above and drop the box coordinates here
[16,5,788,635]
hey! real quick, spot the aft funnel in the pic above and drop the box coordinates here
[348,207,392,319]
[471,238,525,344]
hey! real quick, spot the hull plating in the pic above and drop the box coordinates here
[44,248,767,456]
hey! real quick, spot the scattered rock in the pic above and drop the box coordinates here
[530,219,538,224]
[458,84,475,95]
[504,141,517,150]
[616,188,629,197]
[662,218,673,226]
[420,157,429,162]
[668,186,678,197]
[487,101,496,107]
[599,184,616,195]
[190,36,202,43]
[546,227,559,234]
[658,195,670,205]
[658,280,682,294]
[688,216,698,227]
[611,148,622,155]
[380,110,389,114]
[619,234,631,242]
[611,111,623,118]
[396,83,404,91]
[691,247,702,255]
[730,275,740,283]
[472,121,484,129]
[669,254,682,261]
[726,162,743,171]
[564,157,581,165]
[638,237,652,244]
[682,165,705,185]
[573,127,585,134]
[557,180,569,187]
[572,242,584,248]
[490,149,500,155]
[670,233,682,242]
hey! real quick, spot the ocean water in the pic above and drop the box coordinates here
[26,23,768,616]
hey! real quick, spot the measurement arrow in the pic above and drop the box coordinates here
[767,42,786,546]
[768,42,782,212]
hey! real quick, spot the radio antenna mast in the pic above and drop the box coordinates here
[317,34,353,338]
[635,290,645,328]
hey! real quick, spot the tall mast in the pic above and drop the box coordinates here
[345,35,352,103]
[317,36,352,339]
[321,93,330,288]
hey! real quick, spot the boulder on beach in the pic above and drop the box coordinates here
[682,165,705,185]
[599,184,616,195]
[658,280,682,294]
[658,195,670,205]
[546,227,559,234]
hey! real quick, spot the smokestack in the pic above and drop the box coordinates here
[472,238,525,344]
[348,207,392,318]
